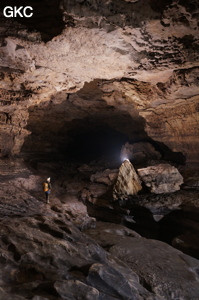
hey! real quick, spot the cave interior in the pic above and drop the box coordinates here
[0,0,199,299]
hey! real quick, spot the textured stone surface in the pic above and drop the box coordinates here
[139,94,199,166]
[81,183,112,205]
[109,238,199,300]
[85,222,199,300]
[86,263,153,300]
[90,169,118,186]
[0,2,199,298]
[137,163,184,194]
[113,160,142,200]
[84,221,141,249]
[54,280,99,300]
[0,1,198,166]
[0,212,159,300]
[0,157,199,299]
[128,190,199,215]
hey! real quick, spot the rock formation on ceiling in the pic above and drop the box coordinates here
[0,0,198,166]
[0,1,199,299]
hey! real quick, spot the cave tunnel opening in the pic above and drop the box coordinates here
[21,80,149,167]
[21,79,186,170]
[65,125,128,164]
[21,108,186,173]
[21,113,134,168]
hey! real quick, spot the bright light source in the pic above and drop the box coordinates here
[121,156,129,162]
[124,158,129,162]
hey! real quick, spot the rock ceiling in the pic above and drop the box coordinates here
[0,2,199,300]
[0,0,199,165]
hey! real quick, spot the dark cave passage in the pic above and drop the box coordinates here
[21,114,133,165]
[21,80,150,165]
[65,126,127,163]
[21,79,186,167]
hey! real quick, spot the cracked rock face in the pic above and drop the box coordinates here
[109,238,199,300]
[113,159,142,200]
[0,0,198,167]
[137,163,184,194]
[0,213,161,300]
[0,154,199,299]
[85,221,199,300]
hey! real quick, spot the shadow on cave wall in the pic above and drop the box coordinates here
[21,101,186,168]
[20,79,147,164]
[21,103,139,165]
[21,78,186,167]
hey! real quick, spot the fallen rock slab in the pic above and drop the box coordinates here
[0,214,159,300]
[113,159,142,201]
[109,238,199,300]
[137,163,183,194]
[86,262,158,300]
[54,280,99,300]
[81,183,113,207]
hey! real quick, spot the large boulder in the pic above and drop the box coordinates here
[86,262,155,300]
[113,159,142,201]
[109,238,199,300]
[85,221,199,300]
[0,215,160,300]
[137,163,183,194]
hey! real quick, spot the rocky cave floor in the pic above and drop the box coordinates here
[0,155,199,300]
[0,0,199,298]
